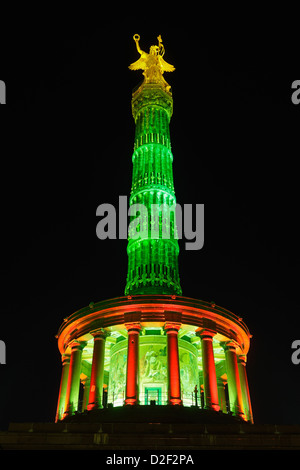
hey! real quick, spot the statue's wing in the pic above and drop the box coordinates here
[158,55,175,72]
[128,56,147,71]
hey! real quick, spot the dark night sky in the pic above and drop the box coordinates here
[0,14,299,429]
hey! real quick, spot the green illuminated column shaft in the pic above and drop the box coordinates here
[238,355,254,423]
[125,84,182,296]
[223,342,245,419]
[55,354,70,422]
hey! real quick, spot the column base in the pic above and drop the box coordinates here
[205,403,220,412]
[236,411,246,421]
[169,398,183,406]
[87,402,103,411]
[124,398,139,406]
[62,410,71,420]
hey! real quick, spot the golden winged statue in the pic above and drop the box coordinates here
[129,34,175,91]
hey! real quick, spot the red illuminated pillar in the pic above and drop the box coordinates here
[222,341,245,419]
[125,323,141,405]
[55,354,70,422]
[63,340,86,417]
[196,329,220,411]
[238,355,253,423]
[88,329,109,410]
[164,322,182,405]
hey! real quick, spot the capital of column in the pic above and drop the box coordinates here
[90,328,110,340]
[220,340,237,353]
[164,322,181,334]
[196,328,216,340]
[61,353,70,366]
[125,322,142,334]
[69,340,87,352]
[238,354,247,366]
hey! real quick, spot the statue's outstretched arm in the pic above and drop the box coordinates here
[133,34,143,55]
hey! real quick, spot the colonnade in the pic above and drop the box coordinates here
[56,328,109,422]
[55,323,253,423]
